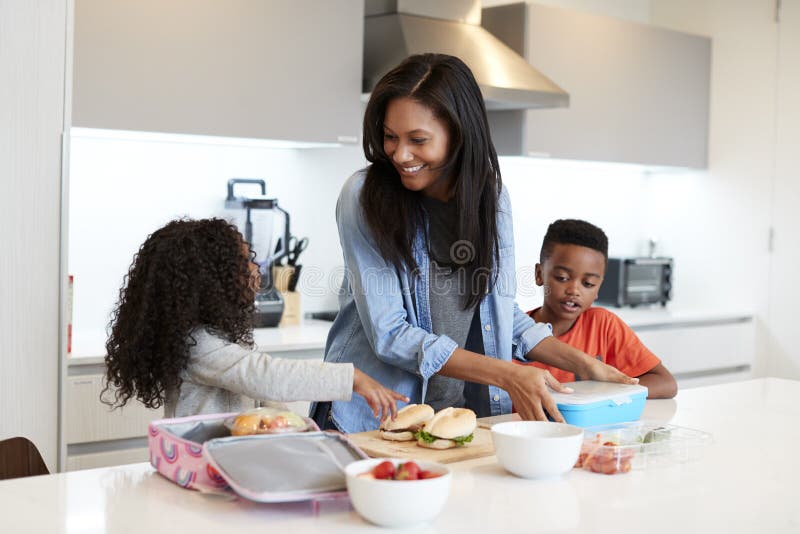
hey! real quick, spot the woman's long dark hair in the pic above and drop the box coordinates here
[361,53,502,309]
[102,218,255,409]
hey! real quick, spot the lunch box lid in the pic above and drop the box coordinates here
[549,381,648,411]
[202,431,367,503]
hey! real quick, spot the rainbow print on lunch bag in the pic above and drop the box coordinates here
[148,412,237,493]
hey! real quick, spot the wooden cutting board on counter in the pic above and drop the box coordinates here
[347,427,495,464]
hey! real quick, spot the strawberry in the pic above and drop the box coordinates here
[395,461,420,480]
[418,470,441,479]
[371,460,396,480]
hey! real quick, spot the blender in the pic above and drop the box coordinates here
[225,178,291,327]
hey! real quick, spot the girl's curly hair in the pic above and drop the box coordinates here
[102,218,255,409]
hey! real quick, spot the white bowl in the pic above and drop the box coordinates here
[345,458,452,527]
[491,421,583,479]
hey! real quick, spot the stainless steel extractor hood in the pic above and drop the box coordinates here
[363,0,569,110]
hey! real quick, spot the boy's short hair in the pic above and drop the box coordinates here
[540,219,609,263]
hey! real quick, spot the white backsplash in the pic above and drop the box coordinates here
[68,132,365,334]
[68,130,759,336]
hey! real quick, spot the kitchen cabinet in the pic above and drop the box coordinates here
[63,363,316,471]
[482,3,711,168]
[72,0,363,144]
[0,0,66,473]
[631,317,755,388]
[606,307,755,388]
[766,0,800,379]
[64,366,311,471]
[64,322,328,470]
[65,373,161,445]
[65,366,163,471]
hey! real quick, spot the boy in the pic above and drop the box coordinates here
[527,219,677,398]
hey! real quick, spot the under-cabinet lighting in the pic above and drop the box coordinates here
[69,127,342,149]
[499,155,694,175]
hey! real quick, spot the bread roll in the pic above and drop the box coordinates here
[231,413,262,436]
[422,407,477,440]
[379,430,415,441]
[380,403,434,431]
[416,437,457,449]
[415,407,477,449]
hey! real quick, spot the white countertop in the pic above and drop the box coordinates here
[605,306,753,329]
[250,319,332,352]
[69,307,753,365]
[69,319,333,365]
[2,378,797,533]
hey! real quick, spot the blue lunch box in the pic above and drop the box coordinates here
[549,381,648,428]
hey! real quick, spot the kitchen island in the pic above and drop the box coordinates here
[3,378,797,533]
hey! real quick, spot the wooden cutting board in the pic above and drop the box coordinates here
[476,413,522,429]
[347,427,495,464]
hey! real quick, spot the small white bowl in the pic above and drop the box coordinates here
[345,458,452,527]
[491,421,583,479]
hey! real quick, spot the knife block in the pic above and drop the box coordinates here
[271,266,295,293]
[278,290,300,326]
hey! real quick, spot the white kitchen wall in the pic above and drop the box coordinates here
[68,0,668,351]
[647,0,779,377]
[70,0,779,377]
[482,0,784,381]
[69,130,678,347]
[68,132,365,347]
[501,157,652,312]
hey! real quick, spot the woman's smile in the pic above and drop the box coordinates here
[397,163,426,175]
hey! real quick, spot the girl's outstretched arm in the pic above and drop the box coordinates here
[352,368,409,422]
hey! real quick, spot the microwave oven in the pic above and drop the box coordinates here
[597,257,672,307]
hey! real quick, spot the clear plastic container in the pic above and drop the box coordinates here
[576,421,712,475]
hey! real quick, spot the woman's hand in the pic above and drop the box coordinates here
[502,364,573,422]
[353,368,409,421]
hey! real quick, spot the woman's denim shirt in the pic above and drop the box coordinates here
[322,170,552,433]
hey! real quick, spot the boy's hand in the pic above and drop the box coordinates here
[353,368,409,422]
[503,364,572,423]
[580,357,639,385]
[527,338,637,385]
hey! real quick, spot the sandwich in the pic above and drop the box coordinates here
[230,407,308,436]
[415,407,477,449]
[379,403,435,441]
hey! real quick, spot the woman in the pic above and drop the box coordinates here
[314,53,635,433]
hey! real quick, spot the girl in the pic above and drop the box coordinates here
[314,53,636,433]
[102,218,407,420]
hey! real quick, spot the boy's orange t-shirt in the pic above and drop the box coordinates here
[524,307,660,383]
